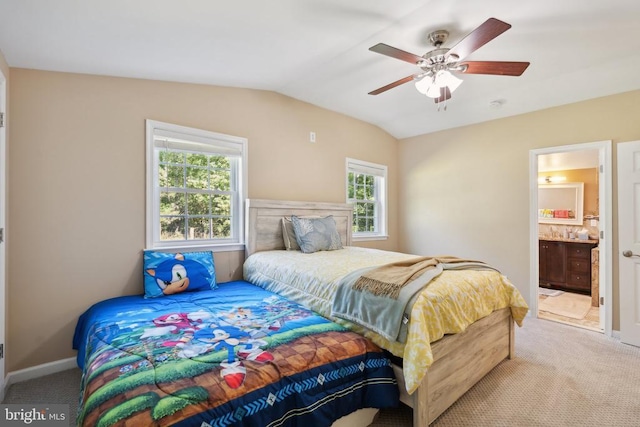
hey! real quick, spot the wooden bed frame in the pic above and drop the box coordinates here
[244,199,515,426]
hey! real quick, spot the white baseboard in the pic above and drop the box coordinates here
[4,357,77,391]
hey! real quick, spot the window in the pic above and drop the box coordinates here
[146,120,247,250]
[346,158,387,240]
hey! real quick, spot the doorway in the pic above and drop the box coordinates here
[529,141,612,336]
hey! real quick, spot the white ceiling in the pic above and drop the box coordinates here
[1,0,640,139]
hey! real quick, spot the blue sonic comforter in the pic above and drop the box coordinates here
[73,280,398,426]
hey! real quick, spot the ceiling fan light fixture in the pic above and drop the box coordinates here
[414,74,433,94]
[415,70,463,98]
[415,75,443,98]
[426,83,441,98]
[435,70,463,92]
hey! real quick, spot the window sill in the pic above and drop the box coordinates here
[146,243,245,253]
[352,234,388,242]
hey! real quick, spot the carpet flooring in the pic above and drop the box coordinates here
[4,317,640,426]
[373,316,640,426]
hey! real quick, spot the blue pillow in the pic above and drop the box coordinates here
[143,250,216,298]
[291,215,343,254]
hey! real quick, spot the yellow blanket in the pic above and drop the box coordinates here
[400,269,528,393]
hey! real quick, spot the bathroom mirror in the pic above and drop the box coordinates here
[538,182,584,225]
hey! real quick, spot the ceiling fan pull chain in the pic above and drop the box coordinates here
[436,98,447,112]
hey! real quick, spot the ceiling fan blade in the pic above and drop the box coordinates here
[369,43,424,65]
[368,75,415,95]
[447,18,512,61]
[458,61,530,76]
[434,86,451,103]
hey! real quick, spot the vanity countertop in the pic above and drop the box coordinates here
[539,236,599,245]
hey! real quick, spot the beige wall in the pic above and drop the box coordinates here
[399,89,640,330]
[7,68,399,372]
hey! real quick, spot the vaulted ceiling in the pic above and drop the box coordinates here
[1,0,639,138]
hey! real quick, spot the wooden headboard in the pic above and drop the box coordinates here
[245,199,353,257]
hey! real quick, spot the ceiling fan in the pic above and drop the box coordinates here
[368,18,530,105]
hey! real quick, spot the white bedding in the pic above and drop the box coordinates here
[244,246,414,316]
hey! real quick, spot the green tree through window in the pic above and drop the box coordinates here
[348,172,376,232]
[158,152,232,241]
[346,158,387,239]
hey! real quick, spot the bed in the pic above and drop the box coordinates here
[242,199,529,426]
[73,280,399,426]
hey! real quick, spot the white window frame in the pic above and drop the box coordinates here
[146,120,247,251]
[346,158,388,241]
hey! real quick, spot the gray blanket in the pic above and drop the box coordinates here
[331,261,499,342]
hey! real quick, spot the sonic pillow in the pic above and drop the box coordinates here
[143,250,216,298]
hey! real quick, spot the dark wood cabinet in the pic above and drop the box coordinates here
[565,243,593,293]
[539,239,597,295]
[539,240,566,284]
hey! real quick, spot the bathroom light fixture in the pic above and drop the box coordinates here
[538,175,567,184]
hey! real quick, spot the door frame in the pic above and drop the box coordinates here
[529,140,612,336]
[0,68,6,399]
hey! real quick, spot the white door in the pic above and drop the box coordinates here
[618,140,640,347]
[0,69,6,397]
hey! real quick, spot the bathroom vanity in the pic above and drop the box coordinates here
[539,238,598,295]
